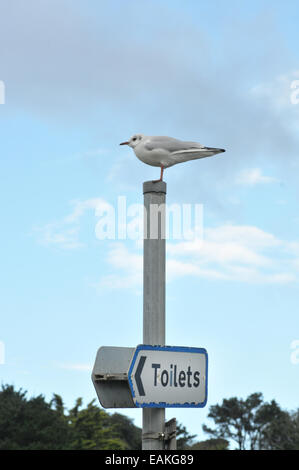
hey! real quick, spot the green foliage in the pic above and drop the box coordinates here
[1,384,298,450]
[202,392,299,450]
[176,423,196,449]
[0,384,134,450]
[108,413,141,450]
[258,405,299,450]
[67,399,126,450]
[0,385,70,450]
[190,438,229,450]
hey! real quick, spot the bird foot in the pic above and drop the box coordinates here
[152,178,163,183]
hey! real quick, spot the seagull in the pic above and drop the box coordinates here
[120,134,225,182]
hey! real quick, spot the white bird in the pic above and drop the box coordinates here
[120,134,225,182]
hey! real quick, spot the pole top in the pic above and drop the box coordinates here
[143,181,167,194]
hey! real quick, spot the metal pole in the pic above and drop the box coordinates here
[142,180,166,451]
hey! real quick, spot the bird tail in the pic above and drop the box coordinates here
[171,146,226,163]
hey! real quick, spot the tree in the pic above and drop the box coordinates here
[67,398,126,450]
[4,383,297,451]
[257,405,299,450]
[190,438,229,450]
[0,385,70,450]
[176,423,196,449]
[202,392,264,450]
[109,413,141,449]
[0,384,202,450]
[0,385,127,450]
[202,392,299,450]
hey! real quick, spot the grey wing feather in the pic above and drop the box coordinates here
[144,136,204,152]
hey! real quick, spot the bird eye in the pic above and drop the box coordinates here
[132,137,137,141]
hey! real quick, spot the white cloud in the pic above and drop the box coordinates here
[99,224,299,287]
[34,198,110,249]
[167,224,299,284]
[166,259,228,282]
[64,198,111,224]
[33,223,84,250]
[251,71,299,111]
[36,200,299,286]
[97,243,143,290]
[205,224,280,247]
[235,168,278,186]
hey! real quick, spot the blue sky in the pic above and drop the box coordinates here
[1,0,299,445]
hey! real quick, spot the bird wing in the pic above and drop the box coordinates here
[144,136,205,153]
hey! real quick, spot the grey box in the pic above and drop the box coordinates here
[92,346,136,408]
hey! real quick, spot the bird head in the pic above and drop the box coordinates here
[120,134,144,149]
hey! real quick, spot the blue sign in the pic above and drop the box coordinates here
[128,345,208,408]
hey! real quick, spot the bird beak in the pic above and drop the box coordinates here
[120,141,129,146]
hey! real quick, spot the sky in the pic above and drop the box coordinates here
[1,0,299,446]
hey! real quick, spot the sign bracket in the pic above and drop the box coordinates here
[142,418,177,450]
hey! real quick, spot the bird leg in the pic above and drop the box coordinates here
[152,165,164,183]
